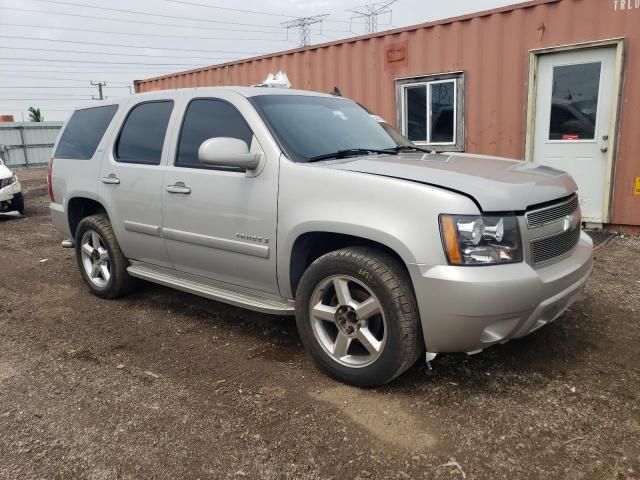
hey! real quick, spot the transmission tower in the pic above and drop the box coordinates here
[281,14,329,47]
[347,0,397,33]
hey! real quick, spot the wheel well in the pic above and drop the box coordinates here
[289,232,407,296]
[67,197,108,237]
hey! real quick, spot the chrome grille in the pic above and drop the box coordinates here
[530,227,581,265]
[526,195,579,229]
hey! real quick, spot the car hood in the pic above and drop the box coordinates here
[0,163,13,180]
[322,152,577,212]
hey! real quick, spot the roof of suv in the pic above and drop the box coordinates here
[71,86,339,112]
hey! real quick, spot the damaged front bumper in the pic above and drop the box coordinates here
[410,232,593,355]
[0,178,22,212]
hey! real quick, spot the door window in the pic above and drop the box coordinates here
[115,101,174,165]
[548,62,601,141]
[176,98,253,169]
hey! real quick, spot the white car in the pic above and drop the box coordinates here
[0,160,23,215]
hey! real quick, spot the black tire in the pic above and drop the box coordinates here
[10,192,24,215]
[74,214,136,299]
[295,247,423,387]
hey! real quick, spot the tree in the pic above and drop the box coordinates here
[28,107,44,122]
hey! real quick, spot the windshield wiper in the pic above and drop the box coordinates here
[386,145,433,153]
[308,148,398,163]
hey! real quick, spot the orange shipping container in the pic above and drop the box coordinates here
[136,0,640,230]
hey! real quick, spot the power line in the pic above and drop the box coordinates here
[0,86,129,89]
[3,109,74,112]
[0,34,267,55]
[348,1,398,33]
[25,0,288,31]
[161,0,361,25]
[0,96,94,100]
[0,57,217,66]
[0,22,295,43]
[162,0,297,18]
[282,15,330,47]
[0,45,255,61]
[0,64,193,70]
[0,7,292,35]
[0,74,131,84]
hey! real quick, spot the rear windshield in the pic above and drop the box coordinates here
[54,105,118,160]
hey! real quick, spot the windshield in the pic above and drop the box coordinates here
[250,95,399,163]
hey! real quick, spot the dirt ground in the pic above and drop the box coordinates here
[1,169,639,480]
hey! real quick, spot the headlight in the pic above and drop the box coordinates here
[0,175,16,189]
[439,214,522,265]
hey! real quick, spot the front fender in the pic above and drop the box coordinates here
[276,160,479,299]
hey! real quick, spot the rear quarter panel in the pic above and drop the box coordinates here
[49,108,120,238]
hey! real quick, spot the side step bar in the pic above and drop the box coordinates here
[127,263,295,316]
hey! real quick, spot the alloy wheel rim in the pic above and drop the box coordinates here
[80,230,111,288]
[309,275,387,368]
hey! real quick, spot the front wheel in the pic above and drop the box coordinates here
[295,247,423,387]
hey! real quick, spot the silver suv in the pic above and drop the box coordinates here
[49,87,593,386]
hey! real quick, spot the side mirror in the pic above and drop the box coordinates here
[197,137,262,170]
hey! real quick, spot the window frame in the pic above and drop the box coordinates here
[173,97,254,172]
[396,71,465,152]
[113,99,174,166]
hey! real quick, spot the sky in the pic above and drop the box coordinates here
[0,0,527,121]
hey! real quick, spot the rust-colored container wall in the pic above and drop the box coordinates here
[136,0,640,227]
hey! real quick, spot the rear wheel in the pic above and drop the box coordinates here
[295,247,423,387]
[74,214,136,298]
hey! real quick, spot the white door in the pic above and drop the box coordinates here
[533,47,617,223]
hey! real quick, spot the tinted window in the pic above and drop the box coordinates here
[250,95,396,163]
[115,101,173,164]
[548,62,600,141]
[54,105,118,160]
[176,99,253,167]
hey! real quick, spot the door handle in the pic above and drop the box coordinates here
[101,175,120,185]
[166,183,191,194]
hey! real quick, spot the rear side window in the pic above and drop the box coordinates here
[54,105,118,160]
[115,101,173,165]
[176,98,253,168]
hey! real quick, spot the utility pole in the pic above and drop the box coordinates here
[281,14,329,48]
[347,0,397,33]
[91,81,107,100]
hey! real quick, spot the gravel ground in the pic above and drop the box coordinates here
[0,170,639,480]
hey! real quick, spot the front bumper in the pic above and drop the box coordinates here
[0,180,21,203]
[409,231,593,353]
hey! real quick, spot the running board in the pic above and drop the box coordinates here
[127,263,295,315]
